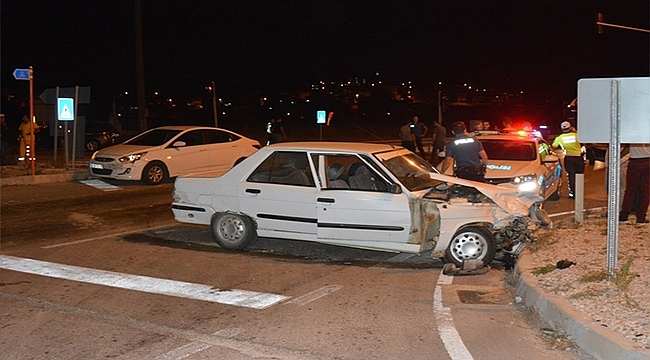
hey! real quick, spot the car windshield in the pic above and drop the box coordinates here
[378,152,443,192]
[125,129,182,146]
[481,139,537,161]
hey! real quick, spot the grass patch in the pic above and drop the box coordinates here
[532,264,556,275]
[569,291,601,300]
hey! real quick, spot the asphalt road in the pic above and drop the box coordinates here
[0,170,605,359]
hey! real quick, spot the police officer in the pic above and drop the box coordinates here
[440,121,488,182]
[552,121,584,199]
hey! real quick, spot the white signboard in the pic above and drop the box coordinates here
[577,77,649,143]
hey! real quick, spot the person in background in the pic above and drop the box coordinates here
[269,117,286,144]
[409,116,428,158]
[552,121,584,199]
[440,121,489,182]
[502,117,516,132]
[399,121,415,152]
[0,114,8,165]
[17,114,39,162]
[430,120,447,166]
[265,118,275,145]
[482,121,491,131]
[619,143,650,224]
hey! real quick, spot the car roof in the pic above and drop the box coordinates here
[150,126,225,131]
[475,133,543,142]
[265,141,401,153]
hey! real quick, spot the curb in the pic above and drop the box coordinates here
[0,171,91,186]
[515,251,650,360]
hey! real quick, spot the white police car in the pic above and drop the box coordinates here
[478,131,562,201]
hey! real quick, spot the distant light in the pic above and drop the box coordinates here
[375,72,379,76]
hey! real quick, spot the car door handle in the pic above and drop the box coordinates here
[317,197,335,203]
[246,189,261,194]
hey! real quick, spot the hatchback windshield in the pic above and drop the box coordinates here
[125,129,183,146]
[378,152,443,192]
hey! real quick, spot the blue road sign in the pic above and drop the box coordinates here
[316,110,326,124]
[13,68,30,80]
[58,98,75,121]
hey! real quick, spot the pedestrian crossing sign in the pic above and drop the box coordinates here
[57,98,74,121]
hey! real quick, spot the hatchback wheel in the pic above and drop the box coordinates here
[142,161,167,185]
[444,226,496,267]
[211,213,257,250]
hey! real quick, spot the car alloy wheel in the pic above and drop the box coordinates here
[445,226,496,267]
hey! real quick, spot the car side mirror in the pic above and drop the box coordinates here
[542,154,559,163]
[390,183,402,194]
[172,141,187,148]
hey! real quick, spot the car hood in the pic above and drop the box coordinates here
[427,173,542,216]
[485,161,539,179]
[94,144,159,157]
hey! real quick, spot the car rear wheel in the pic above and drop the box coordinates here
[142,161,167,185]
[211,213,257,250]
[444,226,496,267]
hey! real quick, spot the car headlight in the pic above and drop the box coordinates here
[118,152,147,163]
[513,173,538,192]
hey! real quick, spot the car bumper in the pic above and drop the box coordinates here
[89,161,142,181]
[171,202,216,225]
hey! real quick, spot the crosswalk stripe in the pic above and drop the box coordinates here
[0,255,289,309]
[80,179,121,191]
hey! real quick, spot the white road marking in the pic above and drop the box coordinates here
[80,179,121,191]
[41,224,176,249]
[1,292,321,359]
[154,328,243,360]
[549,206,607,218]
[433,270,474,360]
[284,285,342,306]
[0,255,289,309]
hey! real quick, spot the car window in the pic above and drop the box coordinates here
[176,130,209,146]
[247,151,315,187]
[125,129,182,146]
[379,152,443,192]
[207,129,240,144]
[310,154,389,191]
[481,139,537,161]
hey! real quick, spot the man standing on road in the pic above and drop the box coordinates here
[430,120,446,166]
[619,143,650,224]
[399,121,415,152]
[18,114,39,162]
[552,121,584,199]
[409,116,428,158]
[440,121,488,182]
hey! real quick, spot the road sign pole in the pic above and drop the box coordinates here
[29,67,35,176]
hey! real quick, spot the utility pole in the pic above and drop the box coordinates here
[212,81,218,127]
[135,0,148,131]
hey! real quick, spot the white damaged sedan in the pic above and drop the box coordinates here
[172,142,550,267]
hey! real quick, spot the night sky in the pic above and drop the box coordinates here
[2,1,648,113]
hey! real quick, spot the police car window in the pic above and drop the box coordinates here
[482,140,536,161]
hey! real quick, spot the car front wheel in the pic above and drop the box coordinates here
[444,226,496,267]
[211,213,257,250]
[142,161,167,185]
[86,140,100,152]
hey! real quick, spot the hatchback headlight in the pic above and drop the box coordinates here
[118,152,147,163]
